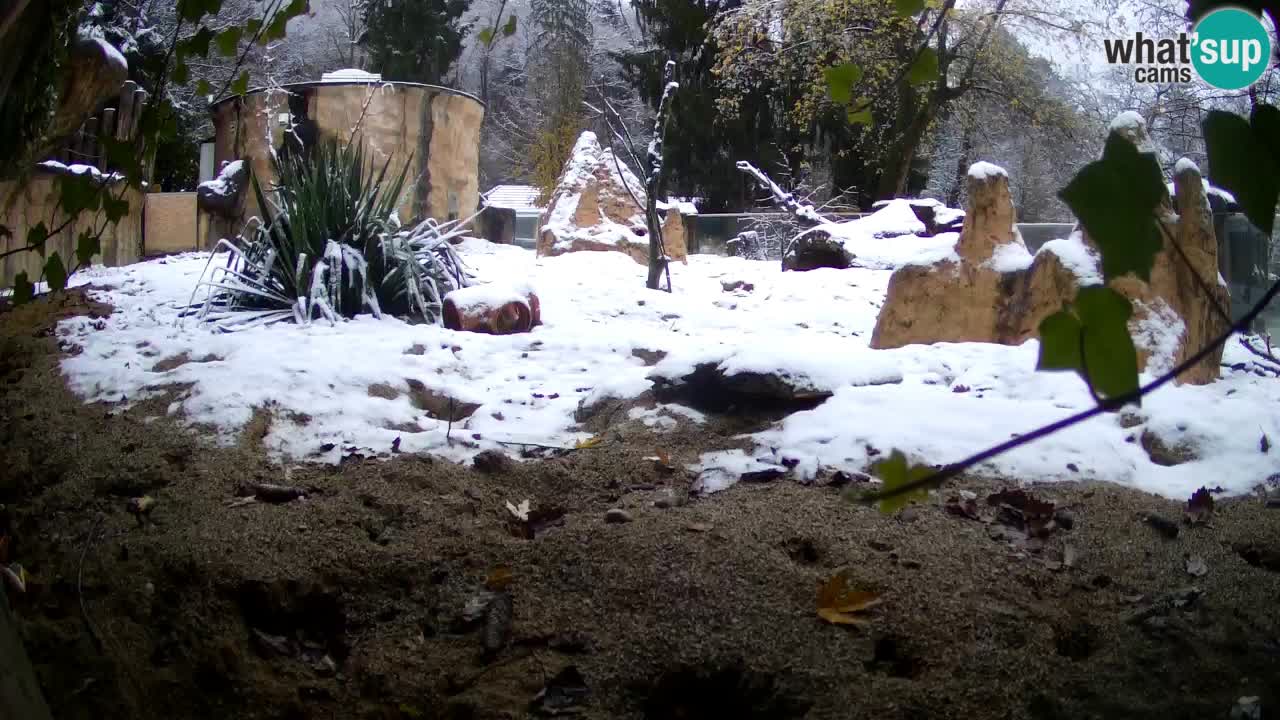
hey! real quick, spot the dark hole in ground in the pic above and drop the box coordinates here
[234,579,349,663]
[1053,620,1100,660]
[864,634,924,678]
[639,663,810,720]
[653,364,831,418]
[782,536,825,565]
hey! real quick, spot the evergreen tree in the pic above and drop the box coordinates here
[362,0,473,84]
[615,0,785,212]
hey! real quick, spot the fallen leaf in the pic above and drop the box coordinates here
[1185,554,1208,577]
[944,496,981,520]
[816,572,882,626]
[1,563,26,593]
[685,522,713,533]
[486,566,514,591]
[1185,486,1214,525]
[574,436,604,450]
[506,499,531,522]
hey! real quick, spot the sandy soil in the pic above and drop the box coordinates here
[2,289,1279,720]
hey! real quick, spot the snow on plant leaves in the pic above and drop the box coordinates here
[1036,286,1139,407]
[1204,107,1280,236]
[1059,132,1164,282]
[817,572,882,626]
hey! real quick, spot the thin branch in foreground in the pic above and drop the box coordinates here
[861,276,1280,506]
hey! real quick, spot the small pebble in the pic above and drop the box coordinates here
[654,498,672,509]
[605,509,633,524]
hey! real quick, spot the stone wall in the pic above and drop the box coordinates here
[208,82,484,235]
[143,192,198,256]
[0,171,143,287]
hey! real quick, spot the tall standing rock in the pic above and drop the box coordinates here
[872,112,1229,386]
[871,162,1037,347]
[537,131,688,265]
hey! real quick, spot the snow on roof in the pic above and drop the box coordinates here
[967,161,1007,181]
[320,68,383,83]
[485,185,543,211]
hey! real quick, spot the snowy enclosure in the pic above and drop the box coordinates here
[56,218,1280,502]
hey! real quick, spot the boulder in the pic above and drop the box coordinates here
[872,113,1229,386]
[442,284,541,335]
[871,198,965,236]
[782,227,854,271]
[474,204,516,245]
[537,131,687,265]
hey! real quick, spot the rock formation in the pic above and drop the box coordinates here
[537,131,688,265]
[871,114,1229,385]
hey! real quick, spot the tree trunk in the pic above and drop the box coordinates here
[0,591,53,720]
[947,118,974,208]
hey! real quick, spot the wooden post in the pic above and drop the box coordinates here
[100,107,116,171]
[115,80,138,141]
[0,591,54,720]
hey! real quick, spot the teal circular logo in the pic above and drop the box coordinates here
[1192,8,1271,90]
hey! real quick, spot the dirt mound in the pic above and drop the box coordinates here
[1,290,1278,719]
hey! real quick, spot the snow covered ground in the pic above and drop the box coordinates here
[55,237,1280,500]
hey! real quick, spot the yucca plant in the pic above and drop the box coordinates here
[185,136,473,331]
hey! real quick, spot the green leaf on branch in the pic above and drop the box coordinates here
[196,78,213,97]
[246,18,263,36]
[231,71,251,96]
[847,104,873,126]
[44,253,68,293]
[867,450,934,514]
[215,26,243,57]
[895,0,926,15]
[502,13,518,36]
[26,222,48,256]
[183,26,215,57]
[1203,108,1280,236]
[11,272,34,306]
[76,231,101,267]
[264,10,291,41]
[1037,311,1083,371]
[58,175,102,217]
[1036,286,1140,406]
[104,195,130,225]
[824,63,863,105]
[478,27,494,46]
[907,47,938,86]
[1058,132,1164,281]
[172,61,190,85]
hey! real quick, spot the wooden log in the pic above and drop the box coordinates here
[115,80,138,141]
[83,116,99,169]
[127,88,148,142]
[99,107,116,170]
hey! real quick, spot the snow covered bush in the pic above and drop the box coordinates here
[186,139,471,330]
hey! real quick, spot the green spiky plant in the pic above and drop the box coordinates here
[250,138,411,319]
[186,136,474,330]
